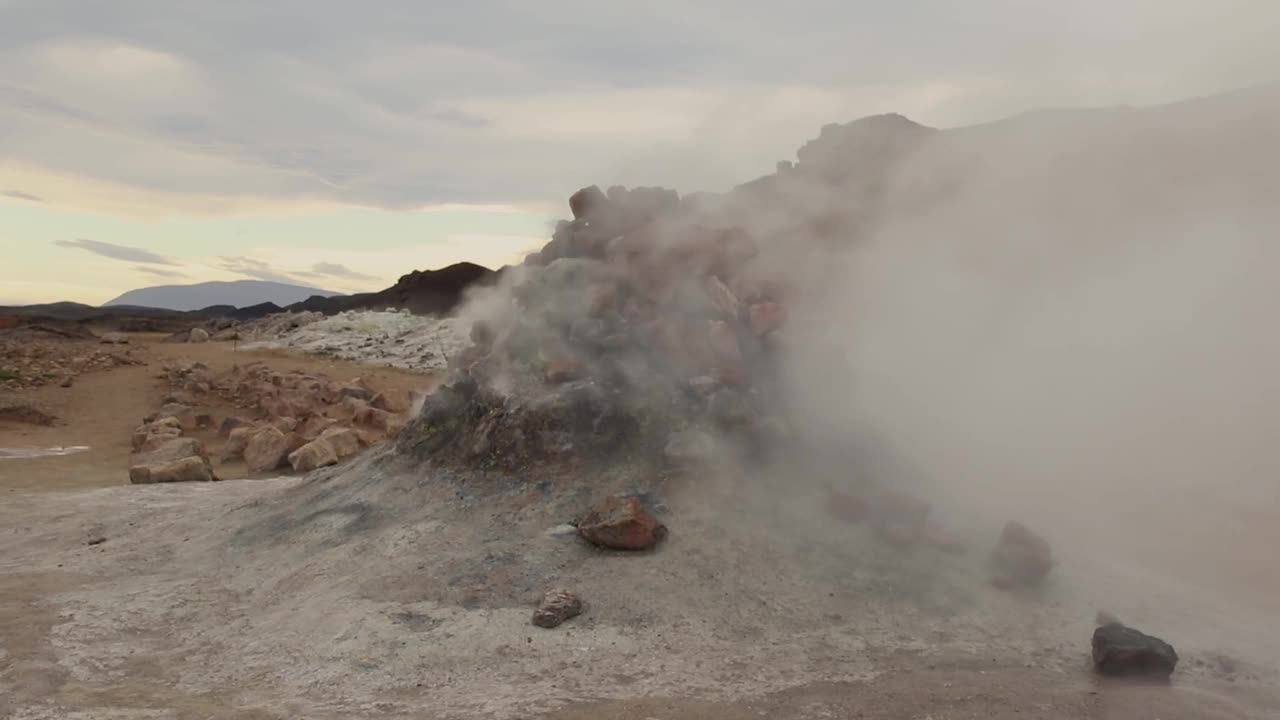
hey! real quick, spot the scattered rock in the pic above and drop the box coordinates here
[130,455,216,484]
[577,496,667,551]
[221,425,257,462]
[149,403,199,432]
[319,427,362,459]
[86,536,107,546]
[218,416,253,439]
[990,521,1054,588]
[244,426,291,473]
[1092,623,1179,678]
[288,437,339,472]
[531,589,583,629]
[131,417,184,451]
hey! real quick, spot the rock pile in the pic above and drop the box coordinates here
[0,328,143,390]
[399,185,788,469]
[140,360,418,478]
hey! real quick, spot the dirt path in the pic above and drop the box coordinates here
[0,334,436,492]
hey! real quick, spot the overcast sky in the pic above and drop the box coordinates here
[2,0,1277,304]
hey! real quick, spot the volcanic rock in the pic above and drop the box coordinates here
[1092,623,1179,678]
[319,427,362,459]
[129,455,215,484]
[288,437,339,473]
[132,417,184,452]
[244,426,291,473]
[531,589,583,629]
[577,496,667,551]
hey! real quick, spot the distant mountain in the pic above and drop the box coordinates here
[288,262,499,316]
[103,280,342,311]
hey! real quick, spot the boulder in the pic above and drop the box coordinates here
[299,415,340,441]
[129,456,215,484]
[1092,623,1179,678]
[221,425,257,462]
[188,328,210,343]
[577,496,667,551]
[131,417,184,451]
[244,426,291,473]
[150,403,198,432]
[99,332,129,344]
[990,521,1054,588]
[531,589,583,629]
[319,427,362,459]
[133,437,205,466]
[218,416,253,439]
[287,438,339,473]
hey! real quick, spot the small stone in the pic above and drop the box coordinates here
[532,589,583,629]
[1092,623,1179,678]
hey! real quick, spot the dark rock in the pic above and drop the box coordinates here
[531,589,583,629]
[577,496,667,551]
[1092,623,1179,678]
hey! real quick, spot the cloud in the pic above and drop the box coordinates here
[54,238,177,265]
[1,2,1276,215]
[133,266,185,279]
[1,189,44,202]
[218,256,304,284]
[309,262,378,282]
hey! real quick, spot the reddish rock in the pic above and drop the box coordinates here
[221,426,256,462]
[270,416,299,433]
[132,417,183,452]
[320,427,362,459]
[577,496,667,551]
[133,437,206,466]
[150,403,198,432]
[130,456,214,484]
[532,589,583,629]
[990,521,1054,588]
[244,426,291,474]
[288,437,339,472]
[299,415,340,441]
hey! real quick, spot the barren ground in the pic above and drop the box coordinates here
[1,336,1277,719]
